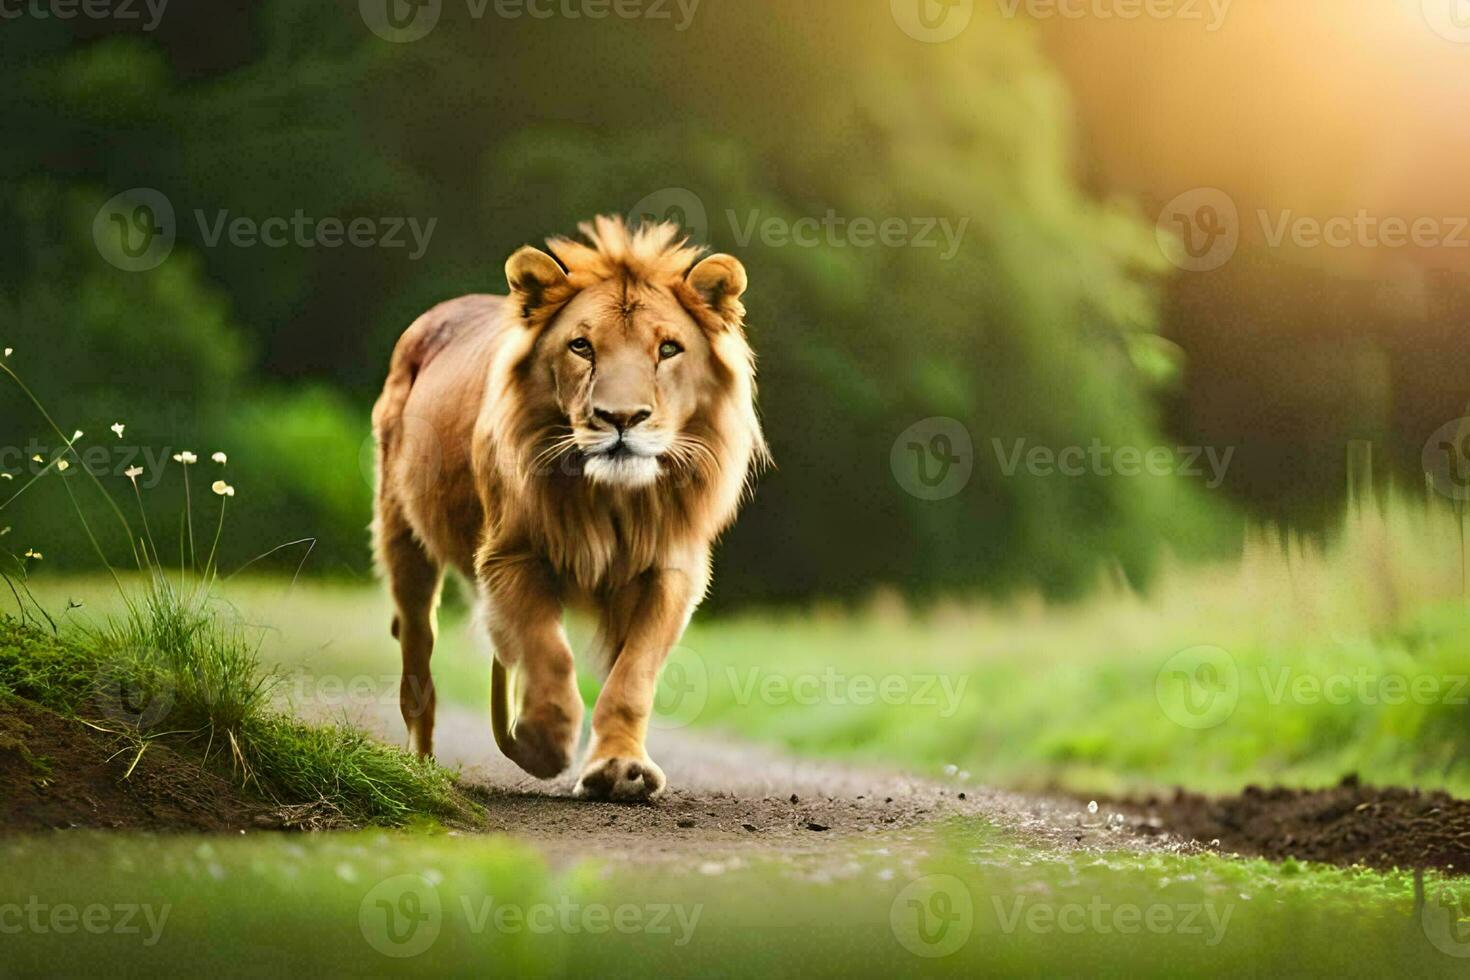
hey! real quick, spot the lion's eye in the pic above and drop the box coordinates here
[568,338,593,359]
[658,340,683,360]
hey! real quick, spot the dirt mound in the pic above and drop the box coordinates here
[0,698,276,833]
[1119,776,1470,874]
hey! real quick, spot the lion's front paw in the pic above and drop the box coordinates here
[574,754,666,802]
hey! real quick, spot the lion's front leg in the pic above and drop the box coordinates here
[576,568,698,802]
[480,552,584,779]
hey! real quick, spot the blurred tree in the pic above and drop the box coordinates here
[0,0,1227,601]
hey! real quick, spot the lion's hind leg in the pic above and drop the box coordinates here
[378,510,445,759]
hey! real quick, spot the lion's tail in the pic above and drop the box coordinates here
[370,330,424,495]
[491,658,518,760]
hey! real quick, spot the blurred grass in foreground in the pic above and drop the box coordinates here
[21,495,1470,798]
[5,821,1469,978]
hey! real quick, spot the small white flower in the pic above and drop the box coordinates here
[3,348,11,358]
[0,527,9,536]
[70,430,83,442]
[0,473,11,480]
[211,480,235,497]
[125,465,144,479]
[111,423,126,439]
[173,451,198,464]
[30,454,42,463]
[23,548,41,560]
[56,460,69,472]
[212,452,227,465]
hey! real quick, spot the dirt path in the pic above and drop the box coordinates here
[329,701,1470,875]
[334,700,1186,867]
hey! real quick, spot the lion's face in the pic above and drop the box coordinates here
[540,280,716,488]
[494,220,765,522]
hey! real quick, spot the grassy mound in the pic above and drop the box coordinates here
[0,606,469,828]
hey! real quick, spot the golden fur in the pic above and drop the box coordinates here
[372,216,765,800]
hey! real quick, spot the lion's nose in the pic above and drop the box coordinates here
[594,408,652,433]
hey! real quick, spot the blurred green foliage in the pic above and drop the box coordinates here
[0,1,1230,603]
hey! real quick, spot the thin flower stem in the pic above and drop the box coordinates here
[178,511,187,596]
[224,537,317,588]
[0,566,54,632]
[183,464,197,576]
[0,362,137,560]
[131,479,161,571]
[0,451,66,510]
[204,497,227,585]
[57,466,126,596]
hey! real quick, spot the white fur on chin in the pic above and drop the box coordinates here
[584,453,662,488]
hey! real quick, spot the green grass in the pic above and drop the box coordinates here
[26,496,1469,800]
[670,596,1470,797]
[31,508,1463,801]
[0,605,466,826]
[4,822,1469,978]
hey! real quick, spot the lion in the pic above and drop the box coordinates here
[371,215,767,801]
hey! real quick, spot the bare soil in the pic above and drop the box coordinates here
[1114,776,1470,874]
[0,698,273,832]
[370,701,1177,865]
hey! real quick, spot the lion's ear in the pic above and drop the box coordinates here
[686,254,748,324]
[505,246,570,320]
